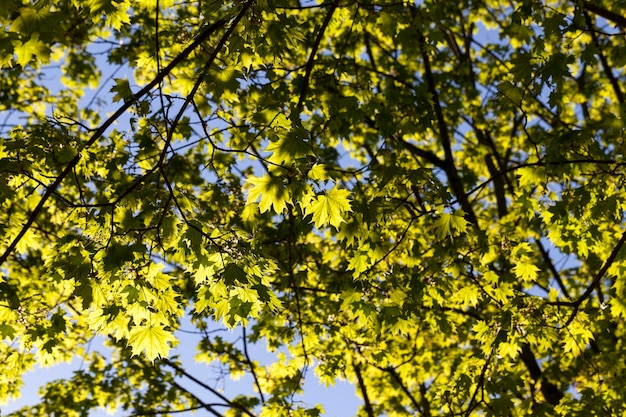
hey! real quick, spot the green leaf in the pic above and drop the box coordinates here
[265,127,311,165]
[498,81,524,106]
[304,186,352,229]
[512,259,540,283]
[102,242,143,271]
[110,78,133,103]
[0,324,16,340]
[510,52,533,83]
[14,34,50,67]
[72,279,93,310]
[3,0,626,414]
[128,324,177,362]
[223,262,248,285]
[246,174,291,214]
[434,210,468,239]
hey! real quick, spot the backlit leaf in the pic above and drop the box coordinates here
[512,260,540,283]
[434,210,468,239]
[304,186,352,229]
[128,325,177,362]
[247,174,291,214]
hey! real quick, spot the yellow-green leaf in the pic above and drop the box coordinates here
[518,166,546,188]
[305,186,352,229]
[434,210,468,239]
[246,174,291,214]
[498,340,521,359]
[308,163,328,181]
[512,259,539,282]
[454,286,480,307]
[128,325,177,362]
[348,248,370,278]
[14,34,50,67]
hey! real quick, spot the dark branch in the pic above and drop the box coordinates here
[128,403,218,416]
[297,1,338,111]
[353,361,375,417]
[536,239,571,300]
[583,11,625,105]
[582,1,626,29]
[169,380,225,417]
[243,327,266,404]
[383,367,429,415]
[519,344,564,406]
[163,359,257,417]
[550,230,626,326]
[416,29,479,225]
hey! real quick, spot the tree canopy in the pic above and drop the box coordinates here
[1,0,626,415]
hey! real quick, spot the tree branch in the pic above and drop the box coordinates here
[582,1,626,29]
[169,380,225,417]
[465,342,496,416]
[583,11,625,105]
[384,367,430,416]
[416,30,479,224]
[163,359,257,417]
[550,229,626,326]
[536,239,571,300]
[353,361,375,417]
[129,402,218,416]
[297,1,338,111]
[519,344,564,406]
[242,327,266,404]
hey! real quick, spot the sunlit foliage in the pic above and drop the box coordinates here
[1,0,626,415]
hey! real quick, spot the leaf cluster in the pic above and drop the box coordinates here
[2,0,626,416]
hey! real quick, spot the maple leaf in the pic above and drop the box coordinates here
[246,174,291,214]
[308,163,328,181]
[14,34,50,67]
[498,341,522,358]
[348,248,370,278]
[193,262,216,286]
[517,166,546,188]
[434,210,468,239]
[455,286,480,307]
[512,259,540,282]
[265,130,310,165]
[304,186,352,229]
[110,78,133,103]
[5,0,626,412]
[493,283,516,303]
[128,325,177,362]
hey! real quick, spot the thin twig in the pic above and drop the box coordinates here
[242,327,266,404]
[163,359,257,417]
